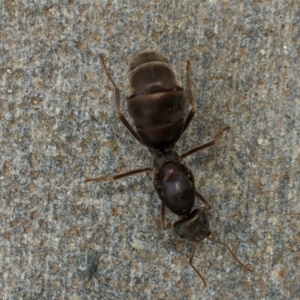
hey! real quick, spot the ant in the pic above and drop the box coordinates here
[85,51,252,286]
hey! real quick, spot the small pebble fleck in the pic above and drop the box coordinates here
[76,249,98,280]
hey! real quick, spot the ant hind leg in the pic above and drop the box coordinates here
[99,54,143,144]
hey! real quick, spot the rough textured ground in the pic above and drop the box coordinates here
[1,1,299,299]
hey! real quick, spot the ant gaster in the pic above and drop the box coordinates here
[85,51,252,286]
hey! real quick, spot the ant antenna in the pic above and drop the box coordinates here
[205,236,252,272]
[189,242,207,287]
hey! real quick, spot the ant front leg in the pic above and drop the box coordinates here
[99,54,143,144]
[160,203,172,230]
[195,191,211,210]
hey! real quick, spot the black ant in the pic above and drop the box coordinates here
[85,51,252,286]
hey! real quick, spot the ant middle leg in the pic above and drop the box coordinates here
[180,126,230,159]
[99,54,143,144]
[85,167,152,183]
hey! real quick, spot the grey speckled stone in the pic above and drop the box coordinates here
[76,249,98,281]
[1,1,299,299]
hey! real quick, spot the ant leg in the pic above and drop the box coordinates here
[205,236,252,272]
[182,60,196,133]
[180,126,230,159]
[85,167,152,183]
[99,54,143,144]
[189,241,207,287]
[195,191,211,210]
[160,203,172,230]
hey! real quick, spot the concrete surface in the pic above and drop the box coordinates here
[1,1,299,299]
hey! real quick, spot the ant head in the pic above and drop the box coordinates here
[173,208,211,242]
